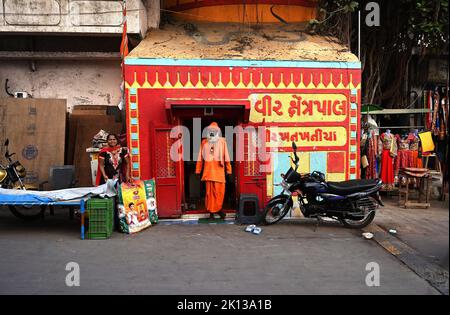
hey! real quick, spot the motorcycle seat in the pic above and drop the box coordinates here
[327,179,381,195]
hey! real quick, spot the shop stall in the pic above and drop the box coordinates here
[124,3,361,218]
[360,87,448,199]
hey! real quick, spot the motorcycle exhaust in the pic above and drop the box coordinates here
[371,192,384,206]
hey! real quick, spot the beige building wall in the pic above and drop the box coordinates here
[0,0,150,36]
[0,0,161,111]
[0,60,122,111]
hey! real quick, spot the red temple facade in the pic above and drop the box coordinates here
[124,1,361,218]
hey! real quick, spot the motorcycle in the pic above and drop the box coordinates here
[262,142,383,229]
[0,139,46,220]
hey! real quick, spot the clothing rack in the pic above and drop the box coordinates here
[377,126,425,129]
[363,108,432,115]
[361,108,428,188]
[363,108,432,132]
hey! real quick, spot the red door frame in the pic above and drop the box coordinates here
[150,123,183,218]
[166,99,251,215]
[236,123,269,210]
[151,101,269,216]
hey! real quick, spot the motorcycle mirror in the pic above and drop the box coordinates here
[4,138,9,146]
[292,141,297,151]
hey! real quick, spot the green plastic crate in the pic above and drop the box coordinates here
[86,198,114,239]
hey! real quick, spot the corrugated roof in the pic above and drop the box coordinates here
[127,22,358,62]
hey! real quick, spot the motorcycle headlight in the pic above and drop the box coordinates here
[0,169,7,182]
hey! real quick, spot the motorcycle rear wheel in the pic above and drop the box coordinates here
[8,205,46,221]
[262,198,293,225]
[341,197,378,229]
[341,211,376,229]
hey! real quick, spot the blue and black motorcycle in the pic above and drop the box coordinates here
[263,142,384,229]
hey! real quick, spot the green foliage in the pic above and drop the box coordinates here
[311,0,448,108]
[344,1,359,13]
[408,0,449,48]
[313,0,448,51]
[309,0,358,26]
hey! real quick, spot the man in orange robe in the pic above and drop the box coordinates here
[196,122,232,220]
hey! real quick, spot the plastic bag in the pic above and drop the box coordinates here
[419,131,435,153]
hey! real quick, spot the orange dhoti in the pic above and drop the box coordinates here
[205,181,226,213]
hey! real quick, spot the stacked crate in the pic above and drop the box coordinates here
[86,198,114,239]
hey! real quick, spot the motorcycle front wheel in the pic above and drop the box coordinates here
[8,205,46,221]
[262,198,293,225]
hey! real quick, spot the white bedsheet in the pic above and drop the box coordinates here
[0,180,117,201]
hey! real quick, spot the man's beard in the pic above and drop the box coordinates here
[207,132,220,143]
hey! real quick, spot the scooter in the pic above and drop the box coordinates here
[0,139,46,220]
[262,142,383,229]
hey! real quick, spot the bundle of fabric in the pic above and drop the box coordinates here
[92,129,109,148]
[399,167,430,178]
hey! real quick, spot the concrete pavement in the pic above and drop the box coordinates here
[373,196,449,271]
[364,195,449,295]
[0,204,442,295]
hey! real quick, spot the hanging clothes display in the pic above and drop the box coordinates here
[425,90,433,130]
[379,131,397,190]
[360,132,369,179]
[441,94,449,137]
[361,130,378,179]
[368,131,378,179]
[394,135,414,176]
[360,115,379,179]
[438,94,447,140]
[408,131,423,168]
[431,91,441,136]
[437,92,449,192]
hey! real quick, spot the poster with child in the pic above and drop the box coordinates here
[118,179,158,234]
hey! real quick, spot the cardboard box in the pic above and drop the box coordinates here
[0,98,67,187]
[68,113,122,187]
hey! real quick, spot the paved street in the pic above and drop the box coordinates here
[0,201,444,295]
[375,197,449,271]
[363,195,449,295]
